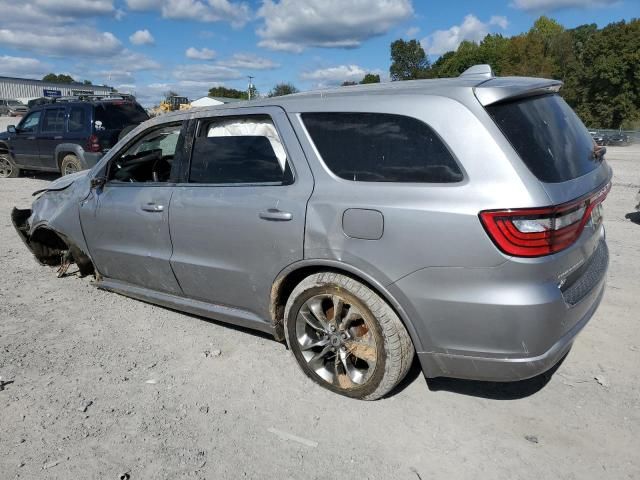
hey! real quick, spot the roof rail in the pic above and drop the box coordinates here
[459,64,494,79]
[51,93,136,103]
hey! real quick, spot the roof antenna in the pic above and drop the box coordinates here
[459,64,494,78]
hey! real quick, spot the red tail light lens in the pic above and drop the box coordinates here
[86,134,101,153]
[479,183,610,257]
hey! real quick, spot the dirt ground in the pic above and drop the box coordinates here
[1,144,639,480]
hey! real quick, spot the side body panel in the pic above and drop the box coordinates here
[168,108,314,320]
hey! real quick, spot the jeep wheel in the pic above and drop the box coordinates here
[0,153,20,178]
[284,272,414,400]
[60,154,82,176]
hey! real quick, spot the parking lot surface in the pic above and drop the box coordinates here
[0,146,639,479]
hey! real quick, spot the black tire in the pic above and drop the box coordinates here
[0,153,20,178]
[284,272,414,400]
[60,154,82,176]
[118,124,137,142]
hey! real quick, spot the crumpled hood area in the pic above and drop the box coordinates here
[32,169,89,196]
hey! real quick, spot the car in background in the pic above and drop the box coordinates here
[590,131,609,146]
[0,94,149,178]
[0,99,28,117]
[607,132,631,146]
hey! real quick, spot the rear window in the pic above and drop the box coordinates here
[302,112,463,183]
[94,102,149,130]
[486,94,600,183]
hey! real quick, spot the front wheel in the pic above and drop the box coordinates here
[60,154,82,176]
[284,272,414,400]
[0,153,20,178]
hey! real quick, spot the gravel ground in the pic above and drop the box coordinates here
[1,145,639,479]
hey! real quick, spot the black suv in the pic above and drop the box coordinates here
[0,95,149,178]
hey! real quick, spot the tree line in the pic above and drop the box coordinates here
[390,16,640,129]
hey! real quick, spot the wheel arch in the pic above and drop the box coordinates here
[270,259,425,351]
[0,141,9,155]
[28,223,95,276]
[55,144,86,171]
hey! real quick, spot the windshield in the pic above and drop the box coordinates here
[8,100,23,106]
[486,94,601,183]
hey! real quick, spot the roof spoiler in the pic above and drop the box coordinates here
[474,77,563,106]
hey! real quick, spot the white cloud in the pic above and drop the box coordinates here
[421,14,508,55]
[34,0,115,16]
[129,28,156,45]
[301,64,380,87]
[511,0,617,12]
[129,29,155,45]
[125,0,251,27]
[186,47,217,60]
[173,63,242,82]
[0,55,51,78]
[405,26,420,38]
[256,0,414,53]
[0,27,122,57]
[218,53,279,70]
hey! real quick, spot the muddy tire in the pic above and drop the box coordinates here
[0,153,20,178]
[284,272,414,400]
[60,154,82,176]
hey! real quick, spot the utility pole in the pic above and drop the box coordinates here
[247,76,254,100]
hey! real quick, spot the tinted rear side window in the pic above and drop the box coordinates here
[94,102,149,130]
[302,112,462,183]
[486,94,600,183]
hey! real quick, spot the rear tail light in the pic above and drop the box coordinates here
[479,182,610,257]
[86,134,101,153]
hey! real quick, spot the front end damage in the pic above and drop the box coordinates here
[11,171,96,278]
[12,207,94,277]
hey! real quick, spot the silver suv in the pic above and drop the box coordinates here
[11,65,611,400]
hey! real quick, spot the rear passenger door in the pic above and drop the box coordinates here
[38,106,67,169]
[168,107,313,319]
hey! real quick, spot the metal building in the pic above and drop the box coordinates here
[0,76,114,102]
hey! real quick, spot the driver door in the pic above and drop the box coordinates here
[11,110,42,168]
[79,121,186,294]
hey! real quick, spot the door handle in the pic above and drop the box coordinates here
[141,203,164,212]
[259,208,292,221]
[54,136,63,140]
[27,136,36,140]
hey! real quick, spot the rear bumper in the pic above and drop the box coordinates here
[391,232,608,382]
[418,282,604,381]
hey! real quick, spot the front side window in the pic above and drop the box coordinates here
[189,115,293,185]
[108,123,183,183]
[18,111,42,133]
[302,112,463,183]
[41,108,66,134]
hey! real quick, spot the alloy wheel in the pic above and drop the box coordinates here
[294,294,378,390]
[0,156,14,178]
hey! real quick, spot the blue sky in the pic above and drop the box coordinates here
[0,0,638,105]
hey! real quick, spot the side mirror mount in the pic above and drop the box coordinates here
[90,176,106,190]
[7,125,16,134]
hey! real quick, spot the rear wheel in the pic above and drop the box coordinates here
[284,272,414,400]
[60,154,82,176]
[0,153,20,178]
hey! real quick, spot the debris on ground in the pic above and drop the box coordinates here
[42,460,61,470]
[524,435,539,444]
[145,379,158,384]
[203,349,222,358]
[78,400,93,413]
[267,427,318,448]
[594,376,609,388]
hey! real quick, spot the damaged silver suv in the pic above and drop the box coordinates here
[12,65,611,400]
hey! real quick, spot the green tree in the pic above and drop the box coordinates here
[42,73,76,84]
[208,86,246,98]
[83,80,93,85]
[390,39,430,80]
[360,73,381,84]
[268,83,299,97]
